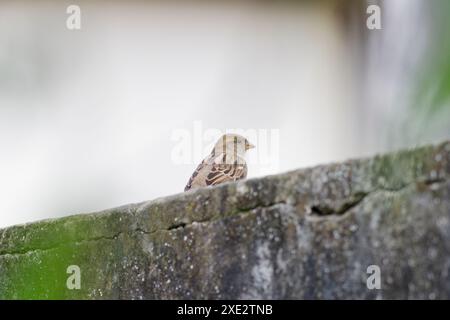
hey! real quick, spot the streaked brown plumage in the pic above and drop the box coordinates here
[184,134,255,191]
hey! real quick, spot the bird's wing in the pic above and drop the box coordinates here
[184,158,208,191]
[205,154,247,186]
[184,153,248,191]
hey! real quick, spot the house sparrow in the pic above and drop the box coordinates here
[184,134,255,191]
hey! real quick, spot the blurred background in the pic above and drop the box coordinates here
[0,0,449,228]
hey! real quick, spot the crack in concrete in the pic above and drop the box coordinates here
[307,177,448,218]
[164,200,286,232]
[309,192,368,217]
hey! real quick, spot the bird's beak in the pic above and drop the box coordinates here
[246,142,255,150]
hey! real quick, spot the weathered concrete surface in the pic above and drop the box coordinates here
[1,141,450,299]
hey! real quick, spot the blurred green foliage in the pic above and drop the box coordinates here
[411,0,450,131]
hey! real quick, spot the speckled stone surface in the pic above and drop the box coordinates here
[0,141,449,299]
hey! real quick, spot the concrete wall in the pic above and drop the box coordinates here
[1,141,449,299]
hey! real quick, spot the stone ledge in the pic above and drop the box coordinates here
[0,140,449,299]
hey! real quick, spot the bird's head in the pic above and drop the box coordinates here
[213,134,255,158]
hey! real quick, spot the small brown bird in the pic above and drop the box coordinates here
[184,134,255,191]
